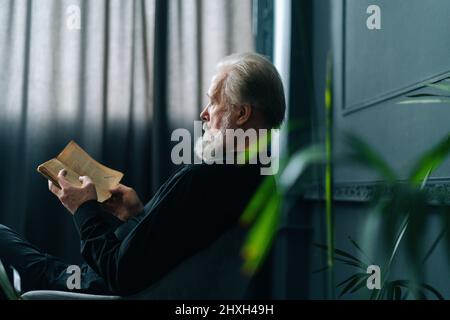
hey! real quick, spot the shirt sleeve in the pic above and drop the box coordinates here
[73,167,236,296]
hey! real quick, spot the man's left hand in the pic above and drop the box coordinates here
[48,169,98,215]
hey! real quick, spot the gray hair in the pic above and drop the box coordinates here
[215,52,286,129]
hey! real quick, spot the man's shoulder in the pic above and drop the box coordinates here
[180,163,263,179]
[176,164,264,195]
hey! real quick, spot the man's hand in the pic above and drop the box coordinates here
[101,184,144,222]
[48,169,98,215]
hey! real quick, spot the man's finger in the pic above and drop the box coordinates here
[48,180,62,197]
[110,184,128,195]
[101,201,116,211]
[79,176,94,187]
[57,169,71,189]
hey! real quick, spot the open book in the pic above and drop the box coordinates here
[37,141,124,203]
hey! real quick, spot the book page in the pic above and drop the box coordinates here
[56,141,124,202]
[37,158,82,189]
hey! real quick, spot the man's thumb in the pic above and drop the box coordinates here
[79,176,94,186]
[110,184,127,195]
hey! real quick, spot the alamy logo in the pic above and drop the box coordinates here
[66,5,81,30]
[366,5,381,30]
[366,265,381,290]
[66,265,81,290]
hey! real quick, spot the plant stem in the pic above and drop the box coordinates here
[325,53,335,299]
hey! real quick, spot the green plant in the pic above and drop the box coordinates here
[338,132,450,299]
[240,53,335,299]
[240,144,324,274]
[398,81,450,105]
[315,238,444,300]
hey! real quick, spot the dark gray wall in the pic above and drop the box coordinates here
[309,0,450,299]
[335,0,450,183]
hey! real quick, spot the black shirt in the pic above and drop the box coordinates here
[73,163,263,295]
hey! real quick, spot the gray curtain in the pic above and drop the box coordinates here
[0,0,254,264]
[0,0,155,263]
[167,0,254,130]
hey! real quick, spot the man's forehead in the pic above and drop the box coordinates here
[208,74,219,95]
[208,72,225,97]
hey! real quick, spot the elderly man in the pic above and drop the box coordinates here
[0,52,286,297]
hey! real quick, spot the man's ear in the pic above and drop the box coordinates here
[235,104,252,126]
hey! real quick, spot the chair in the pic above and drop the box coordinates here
[21,226,252,300]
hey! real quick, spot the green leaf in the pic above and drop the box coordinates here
[312,266,329,274]
[241,194,281,275]
[387,216,409,273]
[334,256,368,270]
[377,285,386,300]
[240,177,276,226]
[391,280,444,300]
[386,283,395,300]
[427,83,450,93]
[338,276,360,297]
[348,236,373,265]
[406,93,450,98]
[336,273,365,288]
[404,193,428,283]
[409,133,450,187]
[361,200,388,271]
[338,274,368,298]
[420,283,445,300]
[313,252,367,271]
[344,133,397,183]
[398,98,450,104]
[349,276,370,294]
[313,243,364,264]
[370,287,380,300]
[417,290,428,300]
[237,130,272,165]
[0,259,19,300]
[422,228,446,264]
[393,286,402,300]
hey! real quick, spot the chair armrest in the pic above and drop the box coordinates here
[21,290,122,300]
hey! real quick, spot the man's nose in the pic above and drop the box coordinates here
[200,106,209,122]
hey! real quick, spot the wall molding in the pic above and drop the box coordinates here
[304,179,450,204]
[343,73,450,116]
[340,0,450,116]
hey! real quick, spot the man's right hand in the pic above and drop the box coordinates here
[102,184,144,221]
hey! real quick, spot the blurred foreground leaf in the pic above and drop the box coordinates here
[0,259,19,300]
[344,133,397,183]
[241,194,281,275]
[408,134,450,187]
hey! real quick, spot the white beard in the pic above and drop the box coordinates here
[194,116,231,163]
